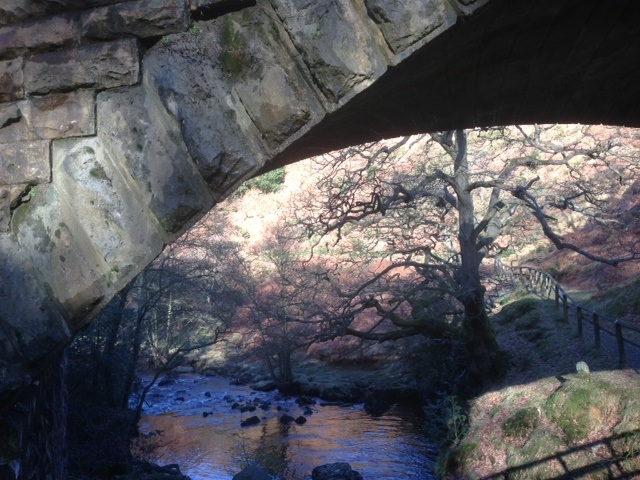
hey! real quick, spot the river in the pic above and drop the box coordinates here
[136,373,437,479]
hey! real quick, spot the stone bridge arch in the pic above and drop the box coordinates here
[0,0,639,420]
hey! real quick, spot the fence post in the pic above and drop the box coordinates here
[615,321,627,367]
[555,284,560,308]
[562,294,569,323]
[593,313,601,348]
[576,307,583,338]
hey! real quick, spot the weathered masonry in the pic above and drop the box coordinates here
[0,0,493,405]
[1,0,640,476]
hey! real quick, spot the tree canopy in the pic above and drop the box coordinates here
[286,125,639,385]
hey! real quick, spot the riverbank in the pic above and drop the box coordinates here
[440,288,640,478]
[134,371,435,479]
[197,334,466,416]
[134,277,640,480]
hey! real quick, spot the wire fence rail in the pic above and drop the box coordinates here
[494,258,640,369]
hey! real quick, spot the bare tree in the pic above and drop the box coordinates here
[233,222,343,386]
[293,125,639,386]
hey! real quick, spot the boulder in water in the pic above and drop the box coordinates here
[296,395,316,406]
[280,414,295,424]
[251,380,276,392]
[157,377,174,387]
[312,462,364,480]
[363,392,392,416]
[240,416,261,427]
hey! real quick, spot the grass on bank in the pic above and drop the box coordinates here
[439,281,640,479]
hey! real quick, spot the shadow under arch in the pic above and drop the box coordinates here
[263,0,640,173]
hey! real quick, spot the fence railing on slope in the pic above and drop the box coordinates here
[494,258,640,368]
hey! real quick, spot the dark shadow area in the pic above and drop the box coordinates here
[191,0,257,21]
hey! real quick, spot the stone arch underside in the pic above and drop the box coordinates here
[0,0,639,406]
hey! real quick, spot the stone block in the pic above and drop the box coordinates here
[11,183,111,325]
[0,140,50,185]
[52,136,165,287]
[234,63,313,149]
[0,2,52,27]
[0,1,127,27]
[270,0,388,105]
[143,6,324,195]
[0,14,80,60]
[24,39,140,95]
[0,57,23,102]
[0,90,95,144]
[82,0,189,40]
[97,84,214,235]
[364,0,450,54]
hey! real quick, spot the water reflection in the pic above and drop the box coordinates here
[137,374,436,479]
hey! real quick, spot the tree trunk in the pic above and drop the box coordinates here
[452,129,504,388]
[458,286,504,388]
[278,348,294,386]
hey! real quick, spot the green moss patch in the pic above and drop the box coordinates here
[496,298,539,326]
[219,20,251,78]
[502,407,539,439]
[545,376,617,443]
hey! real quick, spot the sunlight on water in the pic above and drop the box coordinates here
[136,374,437,480]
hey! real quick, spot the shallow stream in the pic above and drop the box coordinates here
[136,373,437,479]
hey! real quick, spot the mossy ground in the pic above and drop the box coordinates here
[444,282,640,479]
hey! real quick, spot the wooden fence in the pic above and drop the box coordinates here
[494,258,640,368]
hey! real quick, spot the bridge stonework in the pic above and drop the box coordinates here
[0,0,486,404]
[2,0,640,474]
